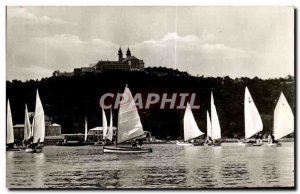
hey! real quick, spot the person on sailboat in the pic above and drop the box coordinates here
[258,132,263,143]
[268,133,272,144]
[138,139,143,148]
[271,134,278,144]
[6,143,15,149]
[255,133,259,143]
[205,136,213,144]
[132,139,137,148]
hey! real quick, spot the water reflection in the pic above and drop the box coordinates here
[142,166,187,188]
[6,143,294,188]
[262,163,280,184]
[34,153,45,188]
[221,161,250,187]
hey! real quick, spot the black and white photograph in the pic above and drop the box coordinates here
[5,6,295,189]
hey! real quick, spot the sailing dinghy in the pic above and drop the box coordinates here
[23,104,32,144]
[82,117,94,145]
[84,117,88,142]
[103,86,152,153]
[268,92,294,147]
[238,87,263,146]
[94,107,111,146]
[101,108,115,146]
[25,89,45,153]
[205,92,222,146]
[176,103,205,146]
[19,104,33,149]
[204,111,213,146]
[6,99,19,151]
[106,108,114,142]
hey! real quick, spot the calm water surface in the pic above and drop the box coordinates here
[6,143,294,188]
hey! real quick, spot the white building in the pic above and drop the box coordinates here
[88,126,117,140]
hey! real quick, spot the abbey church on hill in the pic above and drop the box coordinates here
[53,48,145,77]
[92,47,145,72]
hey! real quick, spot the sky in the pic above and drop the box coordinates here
[6,6,294,81]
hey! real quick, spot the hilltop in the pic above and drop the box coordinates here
[6,67,294,139]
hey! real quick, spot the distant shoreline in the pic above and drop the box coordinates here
[118,138,295,144]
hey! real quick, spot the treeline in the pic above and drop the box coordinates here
[6,67,294,139]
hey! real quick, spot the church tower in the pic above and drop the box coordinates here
[126,47,131,58]
[118,47,123,62]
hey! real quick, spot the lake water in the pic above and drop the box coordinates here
[6,142,294,189]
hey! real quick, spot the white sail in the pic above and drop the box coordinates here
[211,92,221,140]
[84,117,88,142]
[7,99,14,144]
[102,107,108,139]
[106,109,113,141]
[183,103,204,141]
[244,87,263,139]
[274,92,294,140]
[31,116,34,138]
[117,86,144,144]
[24,104,32,140]
[206,111,212,138]
[33,89,45,143]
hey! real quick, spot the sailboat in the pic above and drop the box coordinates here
[93,107,109,146]
[205,111,213,145]
[6,99,19,151]
[268,92,294,146]
[84,117,88,142]
[238,87,263,146]
[176,103,205,146]
[101,107,108,140]
[205,92,222,146]
[58,117,93,146]
[103,85,152,153]
[81,117,94,145]
[106,108,114,142]
[19,104,33,149]
[25,89,45,153]
[210,92,222,146]
[100,108,114,146]
[24,104,32,141]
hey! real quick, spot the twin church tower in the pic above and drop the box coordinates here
[53,47,144,77]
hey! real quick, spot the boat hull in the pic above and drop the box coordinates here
[204,143,221,146]
[252,142,263,146]
[25,147,43,153]
[6,148,20,151]
[56,141,90,146]
[238,142,253,147]
[267,143,281,147]
[103,146,152,154]
[193,143,204,146]
[238,141,263,146]
[176,141,193,146]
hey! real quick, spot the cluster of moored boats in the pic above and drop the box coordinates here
[6,85,294,154]
[176,87,294,147]
[6,86,153,154]
[7,90,45,153]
